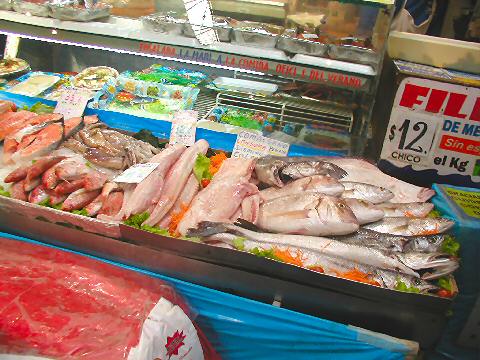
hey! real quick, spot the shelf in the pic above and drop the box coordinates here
[0,10,376,92]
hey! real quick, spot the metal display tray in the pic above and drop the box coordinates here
[0,198,451,349]
[276,36,329,57]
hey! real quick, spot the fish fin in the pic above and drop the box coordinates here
[234,218,263,232]
[326,162,348,179]
[187,221,228,237]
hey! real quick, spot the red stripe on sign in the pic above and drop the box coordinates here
[439,134,480,156]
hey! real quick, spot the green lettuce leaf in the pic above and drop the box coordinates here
[437,277,453,292]
[193,154,212,183]
[233,237,246,250]
[250,247,282,262]
[124,212,150,228]
[71,208,90,217]
[441,235,460,257]
[0,186,11,198]
[395,280,420,293]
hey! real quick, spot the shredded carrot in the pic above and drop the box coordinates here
[308,265,325,274]
[272,247,305,267]
[168,203,190,237]
[208,152,227,176]
[404,211,415,218]
[418,224,439,236]
[334,268,381,287]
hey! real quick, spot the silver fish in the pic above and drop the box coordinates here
[189,222,420,277]
[341,181,394,204]
[377,202,435,218]
[257,193,359,236]
[396,252,459,280]
[333,228,407,252]
[255,156,347,187]
[404,234,446,253]
[259,175,345,201]
[364,217,455,236]
[343,198,384,225]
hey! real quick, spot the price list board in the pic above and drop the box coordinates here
[380,76,480,187]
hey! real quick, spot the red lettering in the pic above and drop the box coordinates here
[444,93,468,119]
[425,89,448,114]
[399,84,429,108]
[470,97,480,122]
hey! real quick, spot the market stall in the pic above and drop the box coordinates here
[0,0,464,357]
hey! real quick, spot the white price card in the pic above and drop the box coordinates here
[54,89,91,119]
[169,110,198,147]
[183,0,218,45]
[114,163,160,184]
[232,131,290,159]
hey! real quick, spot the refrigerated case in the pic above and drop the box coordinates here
[0,0,393,155]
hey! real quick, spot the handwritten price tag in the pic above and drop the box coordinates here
[54,89,91,119]
[170,110,198,147]
[232,131,290,159]
[114,163,160,184]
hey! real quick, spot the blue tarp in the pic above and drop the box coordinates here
[431,184,479,360]
[0,231,411,360]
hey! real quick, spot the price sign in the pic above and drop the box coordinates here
[380,77,480,183]
[54,89,91,119]
[232,131,289,159]
[170,110,197,147]
[183,0,218,45]
[383,109,438,160]
[114,163,160,184]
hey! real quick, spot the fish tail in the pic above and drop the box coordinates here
[187,221,228,237]
[234,218,263,232]
[326,163,348,179]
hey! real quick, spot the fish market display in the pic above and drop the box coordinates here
[0,99,459,298]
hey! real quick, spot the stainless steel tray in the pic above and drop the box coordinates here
[328,45,379,66]
[276,35,328,57]
[183,23,231,42]
[141,12,186,35]
[231,22,283,48]
[12,0,51,17]
[0,196,121,238]
[49,4,111,22]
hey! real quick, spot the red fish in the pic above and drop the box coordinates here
[54,179,85,195]
[28,185,50,204]
[4,165,29,183]
[62,189,101,212]
[98,191,124,217]
[64,117,84,138]
[0,100,16,114]
[10,181,28,201]
[24,156,66,191]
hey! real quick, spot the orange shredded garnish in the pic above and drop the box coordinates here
[404,211,415,218]
[418,224,439,236]
[168,203,190,237]
[208,152,227,176]
[308,265,325,274]
[272,247,305,267]
[334,268,381,287]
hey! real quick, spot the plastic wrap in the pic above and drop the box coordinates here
[0,236,218,359]
[183,16,232,42]
[48,0,112,21]
[12,0,51,17]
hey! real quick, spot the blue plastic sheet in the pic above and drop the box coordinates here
[431,184,479,360]
[0,231,411,360]
[0,90,341,157]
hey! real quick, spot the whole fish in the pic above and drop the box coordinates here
[255,156,347,187]
[240,193,261,224]
[206,233,441,294]
[404,234,447,253]
[24,156,66,191]
[10,180,28,201]
[49,192,67,206]
[341,181,394,204]
[259,175,344,201]
[98,191,124,217]
[55,158,90,181]
[144,139,210,227]
[377,202,435,218]
[28,185,50,204]
[257,193,359,236]
[364,217,455,236]
[189,222,419,277]
[316,157,435,203]
[4,165,29,183]
[398,252,459,280]
[54,179,86,195]
[62,188,101,212]
[333,228,409,252]
[343,198,385,225]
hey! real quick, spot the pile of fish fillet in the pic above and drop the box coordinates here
[0,100,459,297]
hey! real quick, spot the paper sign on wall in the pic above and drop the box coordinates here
[232,131,290,159]
[54,89,91,119]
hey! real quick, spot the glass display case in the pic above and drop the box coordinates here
[0,0,393,155]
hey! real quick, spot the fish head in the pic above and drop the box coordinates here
[315,196,359,234]
[376,186,395,202]
[344,198,385,225]
[397,252,459,273]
